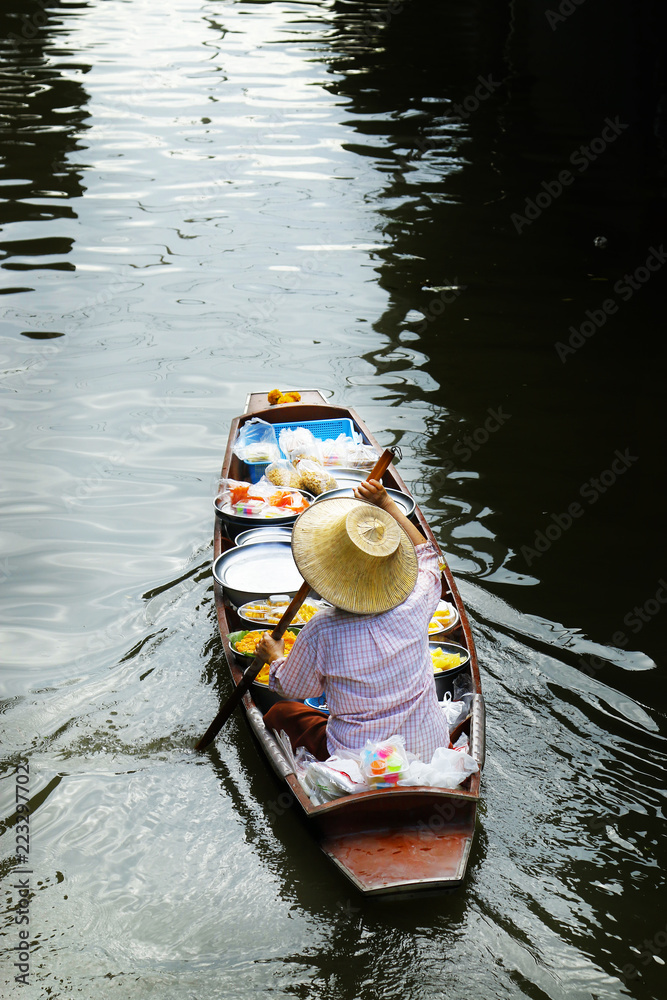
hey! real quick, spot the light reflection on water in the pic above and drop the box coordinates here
[1,1,665,998]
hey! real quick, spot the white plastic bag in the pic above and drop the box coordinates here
[439,691,468,729]
[294,747,364,804]
[278,426,324,465]
[398,746,478,789]
[216,478,309,518]
[265,459,300,488]
[320,434,379,469]
[295,459,337,496]
[232,418,280,463]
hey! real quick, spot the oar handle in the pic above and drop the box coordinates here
[368,447,395,481]
[195,580,311,751]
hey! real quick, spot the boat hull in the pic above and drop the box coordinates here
[211,389,484,894]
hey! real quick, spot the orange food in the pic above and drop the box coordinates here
[230,484,250,505]
[268,490,294,508]
[267,491,309,513]
[233,630,299,670]
[267,389,301,405]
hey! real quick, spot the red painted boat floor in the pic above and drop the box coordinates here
[322,823,474,894]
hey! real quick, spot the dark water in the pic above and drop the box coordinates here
[1,1,666,997]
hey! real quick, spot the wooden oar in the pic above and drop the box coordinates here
[194,447,396,751]
[195,581,311,751]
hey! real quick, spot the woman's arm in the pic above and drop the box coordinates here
[354,478,428,547]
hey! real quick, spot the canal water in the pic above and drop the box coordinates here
[1,1,665,998]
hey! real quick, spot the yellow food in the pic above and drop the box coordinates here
[427,606,455,634]
[233,629,299,658]
[267,389,301,405]
[242,601,319,626]
[431,647,464,672]
[297,467,337,496]
[255,663,271,684]
[267,465,300,488]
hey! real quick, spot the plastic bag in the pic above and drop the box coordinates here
[439,691,469,729]
[278,426,324,465]
[320,433,379,469]
[359,736,410,789]
[320,433,356,466]
[216,478,309,518]
[295,459,338,497]
[452,733,470,752]
[232,418,280,464]
[397,746,478,789]
[265,460,300,489]
[294,747,364,804]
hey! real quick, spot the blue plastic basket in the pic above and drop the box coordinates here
[245,461,270,484]
[244,418,357,481]
[272,418,356,455]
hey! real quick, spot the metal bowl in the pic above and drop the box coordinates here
[323,467,378,489]
[429,641,470,699]
[427,601,460,636]
[214,490,314,528]
[234,526,293,547]
[226,628,302,667]
[212,541,304,608]
[236,596,327,629]
[312,486,415,518]
[226,628,302,712]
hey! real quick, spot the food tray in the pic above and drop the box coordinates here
[227,628,301,667]
[237,596,327,628]
[428,601,460,636]
[234,526,293,547]
[214,490,313,527]
[312,486,415,518]
[212,541,303,607]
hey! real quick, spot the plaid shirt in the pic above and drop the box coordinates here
[269,541,450,762]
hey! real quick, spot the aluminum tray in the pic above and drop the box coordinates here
[212,541,303,607]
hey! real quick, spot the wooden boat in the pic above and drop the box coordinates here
[211,389,485,895]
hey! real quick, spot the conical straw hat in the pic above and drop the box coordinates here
[291,498,418,614]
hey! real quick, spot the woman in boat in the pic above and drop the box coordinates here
[255,480,450,763]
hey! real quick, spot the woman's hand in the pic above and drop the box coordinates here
[354,478,392,510]
[255,632,285,664]
[354,477,427,546]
